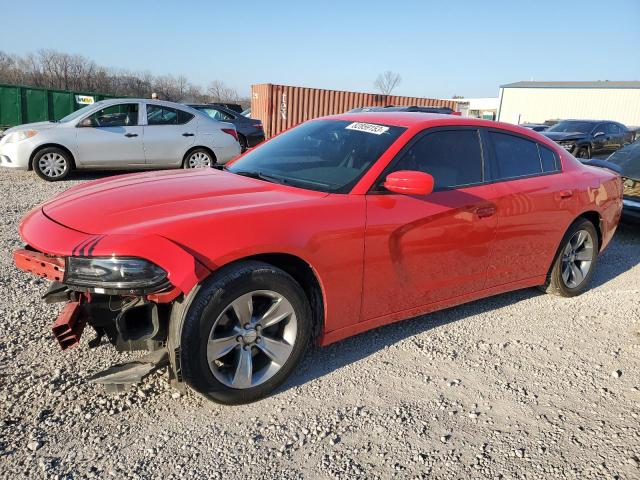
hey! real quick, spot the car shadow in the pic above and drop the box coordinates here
[285,288,538,392]
[590,222,640,288]
[282,223,640,393]
[69,170,145,181]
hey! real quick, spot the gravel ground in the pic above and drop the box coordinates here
[1,169,639,480]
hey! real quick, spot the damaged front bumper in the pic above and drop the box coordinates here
[13,210,210,393]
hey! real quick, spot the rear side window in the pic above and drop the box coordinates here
[489,131,542,179]
[390,129,484,190]
[605,123,620,134]
[538,144,559,172]
[147,105,194,125]
[177,109,194,124]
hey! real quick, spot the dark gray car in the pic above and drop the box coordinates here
[187,104,265,151]
[542,119,634,159]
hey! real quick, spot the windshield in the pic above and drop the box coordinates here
[227,119,406,193]
[58,104,99,123]
[546,121,595,134]
[607,141,640,179]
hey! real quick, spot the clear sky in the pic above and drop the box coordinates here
[1,0,639,99]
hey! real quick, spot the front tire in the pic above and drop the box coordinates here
[33,147,72,181]
[540,218,599,297]
[180,261,312,404]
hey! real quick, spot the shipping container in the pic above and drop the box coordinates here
[251,83,457,138]
[0,83,118,129]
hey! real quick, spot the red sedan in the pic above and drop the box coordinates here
[14,113,622,404]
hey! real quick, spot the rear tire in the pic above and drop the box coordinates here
[183,148,214,168]
[180,261,312,405]
[33,147,72,181]
[540,218,599,297]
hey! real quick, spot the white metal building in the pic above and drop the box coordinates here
[442,98,498,120]
[497,81,640,127]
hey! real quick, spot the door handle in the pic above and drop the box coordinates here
[558,190,573,199]
[124,133,138,138]
[182,133,195,137]
[475,205,497,218]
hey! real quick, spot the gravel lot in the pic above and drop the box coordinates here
[1,169,639,479]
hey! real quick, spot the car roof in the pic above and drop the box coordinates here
[352,106,453,112]
[187,103,238,114]
[97,98,196,109]
[324,111,502,129]
[321,112,566,151]
[559,119,618,124]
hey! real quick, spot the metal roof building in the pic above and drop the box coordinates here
[497,81,640,127]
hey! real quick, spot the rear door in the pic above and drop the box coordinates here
[483,130,575,287]
[362,127,499,321]
[142,104,196,166]
[75,103,145,167]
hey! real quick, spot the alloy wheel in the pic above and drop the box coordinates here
[207,290,298,389]
[38,153,68,178]
[561,229,594,288]
[187,152,212,168]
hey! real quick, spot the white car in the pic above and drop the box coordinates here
[0,99,241,181]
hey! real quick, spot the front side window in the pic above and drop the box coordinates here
[489,131,542,179]
[227,119,406,193]
[388,129,484,190]
[146,105,193,125]
[87,104,138,127]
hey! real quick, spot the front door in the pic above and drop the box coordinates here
[362,128,498,321]
[75,103,145,167]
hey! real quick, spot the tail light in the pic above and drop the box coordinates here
[252,123,263,130]
[222,128,238,141]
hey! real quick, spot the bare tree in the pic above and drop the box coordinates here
[0,49,216,103]
[207,80,239,103]
[374,71,402,95]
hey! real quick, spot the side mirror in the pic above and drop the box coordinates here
[594,131,605,138]
[383,170,434,196]
[77,117,95,128]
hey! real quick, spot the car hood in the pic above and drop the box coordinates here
[42,169,328,235]
[542,131,587,141]
[2,121,58,135]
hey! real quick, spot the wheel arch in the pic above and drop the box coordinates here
[29,143,76,171]
[182,146,217,166]
[577,210,603,251]
[167,252,327,388]
[243,253,326,343]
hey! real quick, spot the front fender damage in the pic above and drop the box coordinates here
[14,216,211,394]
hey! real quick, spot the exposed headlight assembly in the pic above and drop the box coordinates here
[65,257,168,292]
[4,129,38,144]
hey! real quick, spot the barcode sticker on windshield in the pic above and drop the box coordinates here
[345,122,389,135]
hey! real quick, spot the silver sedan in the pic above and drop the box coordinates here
[0,99,241,181]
